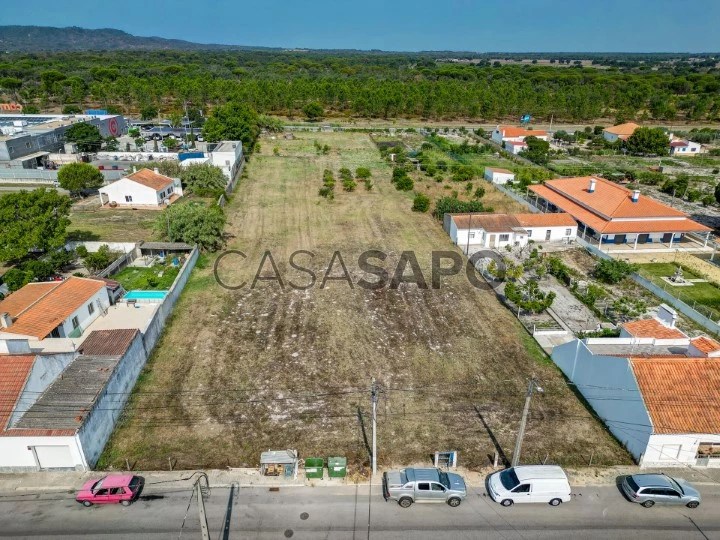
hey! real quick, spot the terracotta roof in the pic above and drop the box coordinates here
[497,126,548,138]
[505,140,528,146]
[487,167,513,174]
[631,357,720,434]
[0,277,105,340]
[125,169,174,191]
[529,178,711,234]
[449,213,523,232]
[622,318,687,340]
[79,329,139,356]
[0,355,36,431]
[514,213,577,228]
[690,336,720,355]
[0,282,60,319]
[603,122,640,136]
[670,140,688,147]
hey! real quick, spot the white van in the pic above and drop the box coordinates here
[487,465,572,507]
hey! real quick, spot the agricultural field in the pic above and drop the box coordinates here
[100,131,629,472]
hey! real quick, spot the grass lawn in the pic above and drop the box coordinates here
[100,130,629,472]
[67,200,159,242]
[638,263,720,313]
[113,264,180,290]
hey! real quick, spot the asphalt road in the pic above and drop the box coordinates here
[0,482,718,539]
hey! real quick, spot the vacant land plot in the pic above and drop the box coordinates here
[101,131,629,472]
[68,198,158,242]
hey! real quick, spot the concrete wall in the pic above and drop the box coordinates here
[65,241,137,254]
[484,170,515,184]
[76,332,146,468]
[643,433,720,468]
[551,339,652,462]
[525,225,577,242]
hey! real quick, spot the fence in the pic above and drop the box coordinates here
[97,248,139,278]
[0,169,124,183]
[493,183,540,212]
[224,156,245,197]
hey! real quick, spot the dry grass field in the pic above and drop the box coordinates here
[100,131,629,472]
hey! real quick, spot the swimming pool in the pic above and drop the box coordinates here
[124,290,168,301]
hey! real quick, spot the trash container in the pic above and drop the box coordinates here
[327,457,347,478]
[305,458,324,479]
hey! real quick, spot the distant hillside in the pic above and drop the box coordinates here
[0,25,269,52]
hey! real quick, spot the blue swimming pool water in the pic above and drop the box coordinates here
[124,290,168,300]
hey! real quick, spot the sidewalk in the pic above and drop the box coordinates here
[1,464,719,496]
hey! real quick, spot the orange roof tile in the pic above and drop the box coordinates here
[125,169,173,191]
[691,336,720,355]
[514,213,577,228]
[0,355,35,431]
[0,282,60,319]
[603,122,640,136]
[0,277,105,340]
[600,219,711,234]
[449,213,523,232]
[622,319,687,340]
[497,126,548,138]
[631,357,720,434]
[487,167,514,174]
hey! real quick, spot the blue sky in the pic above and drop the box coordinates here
[2,0,719,52]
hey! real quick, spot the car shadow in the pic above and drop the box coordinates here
[615,475,632,502]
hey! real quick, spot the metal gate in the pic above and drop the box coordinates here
[34,446,74,469]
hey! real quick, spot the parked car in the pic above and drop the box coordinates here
[621,474,700,508]
[383,467,466,508]
[76,474,144,507]
[487,465,572,507]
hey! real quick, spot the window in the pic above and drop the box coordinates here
[431,483,445,492]
[88,303,95,316]
[697,443,720,459]
[499,234,510,242]
[512,484,531,493]
[417,483,430,491]
[125,195,133,202]
[691,148,697,152]
[469,232,475,239]
[659,444,681,461]
[71,316,79,329]
[95,489,108,496]
[661,489,680,497]
[565,228,572,236]
[109,488,122,495]
[168,186,173,193]
[499,469,520,491]
[527,230,532,237]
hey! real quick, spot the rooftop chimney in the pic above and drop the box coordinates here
[657,304,678,328]
[153,168,160,175]
[632,190,640,203]
[0,312,11,329]
[588,178,596,193]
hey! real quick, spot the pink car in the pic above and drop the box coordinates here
[76,474,143,507]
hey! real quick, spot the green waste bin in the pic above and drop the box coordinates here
[305,458,324,479]
[327,457,347,478]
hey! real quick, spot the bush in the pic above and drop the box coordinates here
[412,193,431,212]
[342,178,357,192]
[339,167,353,181]
[395,176,414,191]
[3,268,33,292]
[356,167,371,179]
[432,197,485,219]
[473,186,485,199]
[319,186,334,199]
[702,194,715,207]
[594,258,638,284]
[364,180,373,191]
[686,189,703,202]
[75,245,89,258]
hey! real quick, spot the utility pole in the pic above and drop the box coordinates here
[466,213,473,255]
[371,377,378,477]
[511,377,543,467]
[196,480,210,540]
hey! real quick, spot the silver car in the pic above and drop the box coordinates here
[621,474,701,508]
[383,468,467,508]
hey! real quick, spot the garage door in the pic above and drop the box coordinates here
[34,446,75,469]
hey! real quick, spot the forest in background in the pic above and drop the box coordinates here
[1,47,719,122]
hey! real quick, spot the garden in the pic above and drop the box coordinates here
[113,264,180,291]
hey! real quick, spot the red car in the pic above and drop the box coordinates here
[76,474,143,507]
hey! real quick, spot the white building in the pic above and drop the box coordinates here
[209,141,243,182]
[504,140,528,155]
[484,167,515,185]
[551,305,720,468]
[670,138,704,157]
[602,122,640,143]
[491,125,549,145]
[443,212,577,252]
[99,168,181,207]
[0,277,111,340]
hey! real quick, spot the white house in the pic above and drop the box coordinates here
[551,306,720,468]
[602,122,640,143]
[0,277,111,340]
[0,329,147,471]
[484,167,515,185]
[504,140,528,155]
[443,212,577,252]
[491,125,549,145]
[99,168,181,207]
[670,138,704,157]
[209,141,243,182]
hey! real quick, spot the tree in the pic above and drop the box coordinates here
[202,101,260,151]
[140,105,158,121]
[57,162,104,195]
[473,186,486,199]
[65,122,103,152]
[626,127,669,155]
[412,193,431,212]
[504,279,555,313]
[594,259,638,284]
[519,136,551,165]
[303,101,324,121]
[432,197,485,219]
[104,136,120,151]
[0,189,72,262]
[156,203,226,252]
[180,164,228,196]
[395,176,414,191]
[62,104,82,114]
[83,244,116,273]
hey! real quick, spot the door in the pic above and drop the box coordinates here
[92,488,112,504]
[662,233,673,243]
[657,488,684,505]
[415,482,432,501]
[34,445,74,470]
[510,483,532,503]
[545,229,551,241]
[489,235,496,248]
[638,234,649,244]
[429,482,448,501]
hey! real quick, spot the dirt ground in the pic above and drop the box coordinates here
[100,132,630,473]
[68,197,159,242]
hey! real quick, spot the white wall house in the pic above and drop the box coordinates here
[670,139,704,156]
[99,168,179,207]
[484,167,515,185]
[552,330,720,468]
[602,122,640,143]
[491,126,549,145]
[209,141,243,181]
[504,141,528,155]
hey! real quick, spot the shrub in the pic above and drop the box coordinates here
[473,186,485,199]
[702,194,715,207]
[342,178,357,192]
[432,197,485,219]
[339,167,353,181]
[594,258,638,284]
[356,167,371,179]
[75,245,89,258]
[412,193,431,212]
[395,176,414,191]
[364,180,374,191]
[319,186,334,199]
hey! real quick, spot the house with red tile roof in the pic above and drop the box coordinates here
[529,176,712,250]
[602,122,641,143]
[491,125,549,146]
[552,313,720,467]
[444,212,577,252]
[669,137,704,157]
[0,329,144,471]
[0,277,110,340]
[98,168,182,207]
